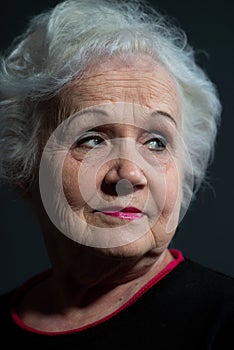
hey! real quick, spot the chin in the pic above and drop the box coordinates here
[95,234,155,260]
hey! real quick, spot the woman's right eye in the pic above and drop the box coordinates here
[75,135,106,149]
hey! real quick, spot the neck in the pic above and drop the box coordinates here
[19,248,173,332]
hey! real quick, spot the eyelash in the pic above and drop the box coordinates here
[144,136,167,151]
[75,133,168,151]
[75,133,106,148]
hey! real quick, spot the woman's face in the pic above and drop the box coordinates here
[39,55,184,258]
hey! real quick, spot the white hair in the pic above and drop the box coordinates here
[0,0,221,210]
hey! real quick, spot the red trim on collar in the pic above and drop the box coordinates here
[11,249,184,336]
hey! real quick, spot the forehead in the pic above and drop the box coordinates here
[61,55,181,124]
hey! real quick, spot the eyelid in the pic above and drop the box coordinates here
[75,131,106,144]
[75,129,171,146]
[143,131,168,145]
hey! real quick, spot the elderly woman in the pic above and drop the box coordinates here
[0,0,233,347]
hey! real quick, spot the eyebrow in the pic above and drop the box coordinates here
[152,110,177,127]
[66,108,108,127]
[72,108,108,118]
[69,108,177,127]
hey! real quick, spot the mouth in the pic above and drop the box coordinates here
[96,207,144,221]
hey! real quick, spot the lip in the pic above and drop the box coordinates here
[97,207,144,221]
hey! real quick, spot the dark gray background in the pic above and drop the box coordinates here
[0,0,233,295]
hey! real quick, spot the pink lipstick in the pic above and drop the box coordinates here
[100,207,143,220]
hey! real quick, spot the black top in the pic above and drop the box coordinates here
[0,254,234,349]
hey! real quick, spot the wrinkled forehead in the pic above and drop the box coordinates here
[63,102,178,132]
[58,55,181,126]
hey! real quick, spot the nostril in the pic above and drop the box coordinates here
[116,179,133,196]
[101,177,146,196]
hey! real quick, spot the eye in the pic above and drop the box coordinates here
[75,134,106,149]
[144,137,167,151]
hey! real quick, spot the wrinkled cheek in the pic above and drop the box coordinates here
[164,172,182,216]
[162,170,182,237]
[62,159,87,211]
[149,163,182,234]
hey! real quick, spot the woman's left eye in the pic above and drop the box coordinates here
[144,137,166,151]
[76,135,105,148]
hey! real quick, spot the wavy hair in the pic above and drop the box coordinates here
[0,0,221,210]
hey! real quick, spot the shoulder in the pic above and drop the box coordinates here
[150,256,234,347]
[176,257,234,291]
[172,257,234,328]
[154,254,234,323]
[164,256,234,307]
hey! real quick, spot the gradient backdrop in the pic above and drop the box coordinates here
[0,0,233,295]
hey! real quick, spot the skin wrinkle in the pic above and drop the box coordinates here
[58,55,180,124]
[60,56,182,250]
[22,55,183,331]
[69,76,178,116]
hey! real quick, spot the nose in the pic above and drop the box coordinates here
[103,158,147,195]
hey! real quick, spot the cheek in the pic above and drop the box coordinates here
[149,165,182,248]
[148,159,182,215]
[62,155,106,211]
[164,165,183,220]
[160,162,182,217]
[62,158,86,210]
